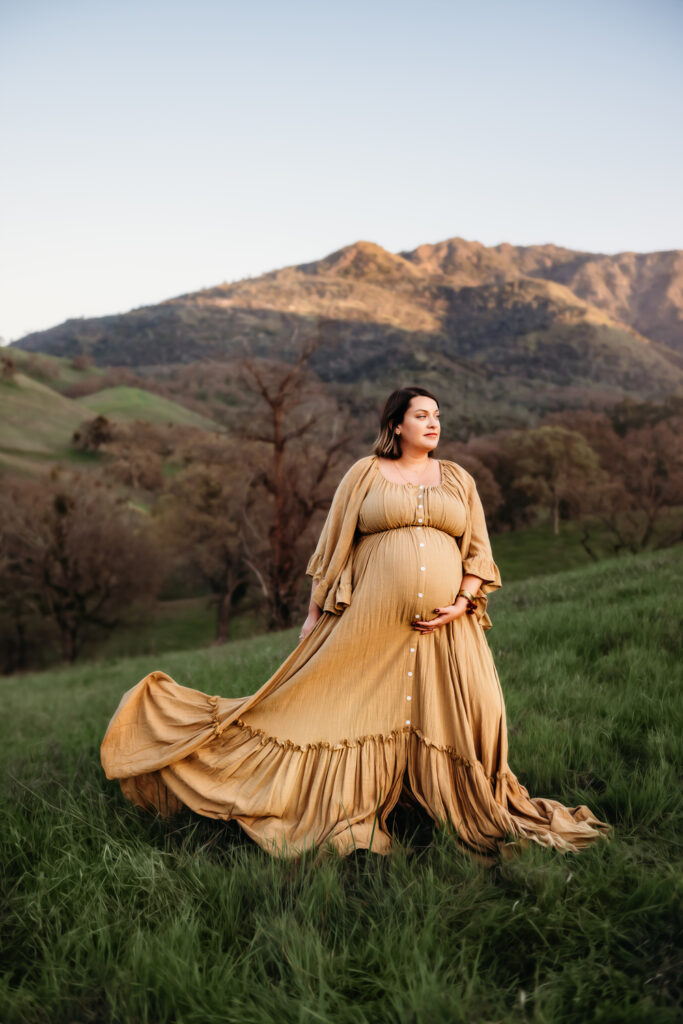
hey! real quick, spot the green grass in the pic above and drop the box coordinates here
[1,546,681,1023]
[491,509,683,582]
[76,386,220,429]
[492,518,606,580]
[0,373,87,454]
[11,597,271,672]
[89,597,268,661]
[8,347,107,389]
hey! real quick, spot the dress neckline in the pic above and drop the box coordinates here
[374,455,444,489]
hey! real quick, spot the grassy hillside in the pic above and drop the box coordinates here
[1,545,680,1023]
[76,385,219,429]
[0,369,220,481]
[6,347,106,391]
[0,373,88,455]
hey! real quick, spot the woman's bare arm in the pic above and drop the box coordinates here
[298,581,322,641]
[309,581,322,616]
[460,573,482,597]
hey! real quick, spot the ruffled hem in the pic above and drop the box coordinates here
[117,709,611,861]
[461,555,500,587]
[222,712,512,788]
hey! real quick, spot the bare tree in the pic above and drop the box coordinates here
[0,485,43,672]
[234,323,354,628]
[1,353,16,381]
[540,409,683,554]
[158,445,252,642]
[0,473,163,664]
[588,418,683,553]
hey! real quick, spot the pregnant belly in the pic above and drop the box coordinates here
[352,526,463,622]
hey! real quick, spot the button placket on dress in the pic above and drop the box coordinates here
[407,481,427,727]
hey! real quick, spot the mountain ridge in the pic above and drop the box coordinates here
[9,235,683,435]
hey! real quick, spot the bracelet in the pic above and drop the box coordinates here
[457,589,477,613]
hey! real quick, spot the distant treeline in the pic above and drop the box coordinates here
[1,350,681,673]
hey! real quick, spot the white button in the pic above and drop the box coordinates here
[406,720,411,725]
[418,592,423,597]
[418,518,423,523]
[418,505,423,509]
[407,695,412,701]
[408,671,413,676]
[410,647,415,652]
[420,566,425,571]
[414,614,420,618]
[419,484,424,489]
[420,542,424,547]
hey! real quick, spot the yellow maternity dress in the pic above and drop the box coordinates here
[100,454,611,859]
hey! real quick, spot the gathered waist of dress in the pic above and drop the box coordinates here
[357,525,460,538]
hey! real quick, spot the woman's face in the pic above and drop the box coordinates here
[395,396,441,454]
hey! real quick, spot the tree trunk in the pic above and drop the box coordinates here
[578,524,599,561]
[270,590,293,630]
[8,616,29,672]
[61,624,77,663]
[552,494,560,535]
[215,591,233,643]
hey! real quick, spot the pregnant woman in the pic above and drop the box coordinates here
[101,386,611,860]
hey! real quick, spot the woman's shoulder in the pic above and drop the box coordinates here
[353,454,377,470]
[439,458,473,483]
[332,454,377,491]
[342,454,376,477]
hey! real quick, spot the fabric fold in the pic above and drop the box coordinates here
[111,696,611,858]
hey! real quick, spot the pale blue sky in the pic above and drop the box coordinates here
[1,0,681,342]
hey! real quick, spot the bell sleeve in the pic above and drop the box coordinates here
[305,456,375,615]
[460,470,502,631]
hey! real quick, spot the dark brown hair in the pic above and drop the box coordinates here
[371,387,440,460]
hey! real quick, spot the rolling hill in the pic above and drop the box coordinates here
[0,373,88,455]
[76,386,218,429]
[0,368,221,478]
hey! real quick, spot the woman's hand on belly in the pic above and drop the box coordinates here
[411,597,472,634]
